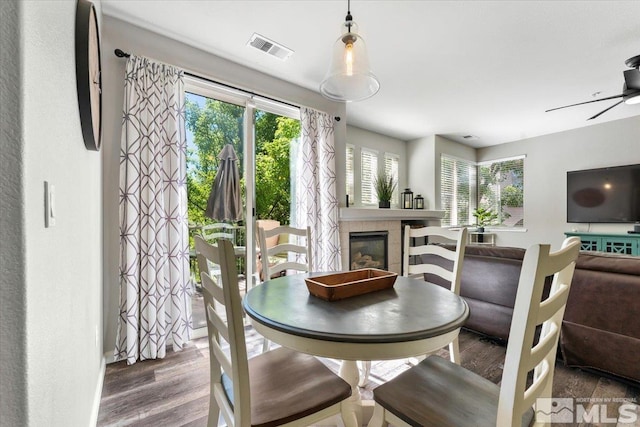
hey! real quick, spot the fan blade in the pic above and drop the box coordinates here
[587,100,624,120]
[624,69,640,90]
[545,94,624,112]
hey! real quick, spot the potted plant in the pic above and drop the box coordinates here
[374,172,397,209]
[472,207,498,232]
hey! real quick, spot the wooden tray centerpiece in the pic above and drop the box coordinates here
[305,268,398,301]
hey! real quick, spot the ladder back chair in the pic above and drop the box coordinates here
[368,237,581,427]
[257,225,311,351]
[194,236,352,427]
[403,225,468,364]
[257,225,312,280]
[201,222,237,243]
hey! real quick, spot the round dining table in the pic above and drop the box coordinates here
[242,272,469,427]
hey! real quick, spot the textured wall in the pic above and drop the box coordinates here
[0,1,27,425]
[1,1,105,425]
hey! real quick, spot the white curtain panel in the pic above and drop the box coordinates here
[115,56,191,365]
[293,107,342,272]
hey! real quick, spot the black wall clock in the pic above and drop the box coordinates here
[76,0,102,151]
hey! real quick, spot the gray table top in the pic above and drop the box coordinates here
[243,272,469,344]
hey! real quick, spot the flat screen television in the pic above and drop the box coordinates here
[567,163,640,223]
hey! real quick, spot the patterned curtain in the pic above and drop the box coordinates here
[292,107,341,271]
[115,56,191,364]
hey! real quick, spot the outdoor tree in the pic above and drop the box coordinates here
[185,96,244,225]
[185,94,299,227]
[255,115,300,224]
[478,159,524,224]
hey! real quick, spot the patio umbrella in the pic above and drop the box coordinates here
[205,144,242,222]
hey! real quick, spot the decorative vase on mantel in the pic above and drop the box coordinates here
[378,200,391,209]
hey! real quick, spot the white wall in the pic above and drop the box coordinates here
[407,135,436,208]
[0,1,105,425]
[346,125,407,206]
[406,134,476,211]
[101,15,347,358]
[478,116,640,249]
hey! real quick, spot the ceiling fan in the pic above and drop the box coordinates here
[546,54,640,120]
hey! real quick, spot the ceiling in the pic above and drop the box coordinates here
[101,1,640,148]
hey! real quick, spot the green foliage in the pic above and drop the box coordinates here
[472,207,499,227]
[374,172,397,202]
[255,115,300,223]
[478,159,524,225]
[502,185,523,207]
[185,93,298,228]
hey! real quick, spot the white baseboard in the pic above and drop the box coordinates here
[104,349,117,365]
[90,355,106,427]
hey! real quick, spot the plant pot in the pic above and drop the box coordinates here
[477,226,485,233]
[378,201,391,209]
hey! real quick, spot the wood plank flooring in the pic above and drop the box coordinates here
[98,327,640,427]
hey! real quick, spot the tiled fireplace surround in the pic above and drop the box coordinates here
[338,208,445,274]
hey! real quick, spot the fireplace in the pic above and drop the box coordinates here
[349,231,389,271]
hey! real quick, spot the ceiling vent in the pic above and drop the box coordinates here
[247,33,293,61]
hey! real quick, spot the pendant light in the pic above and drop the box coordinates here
[320,0,380,102]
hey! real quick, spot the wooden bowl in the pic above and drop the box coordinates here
[305,269,398,301]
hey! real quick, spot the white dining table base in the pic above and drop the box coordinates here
[339,360,363,427]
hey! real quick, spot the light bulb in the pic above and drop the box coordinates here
[345,42,354,76]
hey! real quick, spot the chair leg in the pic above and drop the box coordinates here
[262,338,271,353]
[367,403,387,427]
[357,360,371,387]
[207,393,220,427]
[449,337,461,364]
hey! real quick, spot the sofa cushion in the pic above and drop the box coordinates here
[575,251,640,276]
[561,321,640,383]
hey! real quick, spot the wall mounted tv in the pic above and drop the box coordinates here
[567,163,640,223]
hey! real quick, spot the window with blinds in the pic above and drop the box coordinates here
[361,148,378,205]
[384,153,399,207]
[441,155,476,226]
[478,156,525,227]
[346,145,355,205]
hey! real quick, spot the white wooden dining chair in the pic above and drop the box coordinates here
[257,225,312,280]
[368,237,580,427]
[404,225,468,364]
[201,222,236,243]
[358,225,468,387]
[194,236,352,427]
[257,225,311,352]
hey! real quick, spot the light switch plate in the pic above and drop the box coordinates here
[45,181,56,228]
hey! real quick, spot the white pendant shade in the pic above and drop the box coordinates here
[320,21,380,102]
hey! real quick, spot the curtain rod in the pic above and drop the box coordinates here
[113,49,341,121]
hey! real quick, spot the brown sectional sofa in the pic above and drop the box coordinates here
[423,245,640,384]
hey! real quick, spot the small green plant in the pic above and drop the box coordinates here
[472,207,498,228]
[373,172,397,203]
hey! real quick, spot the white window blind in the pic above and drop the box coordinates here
[441,155,476,226]
[384,153,399,207]
[361,149,378,205]
[478,156,525,227]
[346,145,355,204]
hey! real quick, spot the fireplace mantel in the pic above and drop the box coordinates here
[339,207,445,222]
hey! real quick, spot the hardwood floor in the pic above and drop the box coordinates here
[98,328,639,426]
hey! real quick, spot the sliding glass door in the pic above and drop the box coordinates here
[184,77,299,331]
